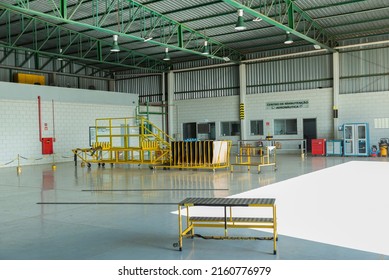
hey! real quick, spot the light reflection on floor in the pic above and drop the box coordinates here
[1,155,388,259]
[186,161,389,256]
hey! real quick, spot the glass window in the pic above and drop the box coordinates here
[250,120,264,135]
[274,119,297,135]
[221,121,241,136]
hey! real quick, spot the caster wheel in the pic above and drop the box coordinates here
[102,163,105,167]
[87,163,91,168]
[173,242,178,248]
[98,163,101,167]
[273,250,277,255]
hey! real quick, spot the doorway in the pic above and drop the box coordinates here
[183,122,197,140]
[303,118,317,152]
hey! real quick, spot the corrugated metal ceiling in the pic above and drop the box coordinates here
[0,0,388,73]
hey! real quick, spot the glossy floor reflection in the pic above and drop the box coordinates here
[0,155,388,260]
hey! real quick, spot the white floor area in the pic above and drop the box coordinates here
[180,161,389,256]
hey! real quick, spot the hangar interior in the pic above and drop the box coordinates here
[0,0,389,260]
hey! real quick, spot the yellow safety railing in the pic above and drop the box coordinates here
[73,116,173,167]
[162,140,232,170]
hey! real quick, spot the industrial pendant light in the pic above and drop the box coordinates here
[313,44,321,50]
[201,41,209,55]
[284,31,293,45]
[235,9,246,31]
[163,48,171,61]
[57,48,63,61]
[111,34,120,52]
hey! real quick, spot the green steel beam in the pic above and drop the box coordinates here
[60,0,67,19]
[221,0,336,52]
[0,0,244,63]
[0,6,168,72]
[119,0,243,61]
[18,51,35,68]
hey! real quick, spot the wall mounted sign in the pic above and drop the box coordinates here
[266,100,309,110]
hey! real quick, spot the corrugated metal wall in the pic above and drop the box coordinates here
[173,59,227,71]
[115,74,163,103]
[0,48,111,91]
[340,47,389,94]
[174,65,239,100]
[246,54,333,94]
[2,45,389,97]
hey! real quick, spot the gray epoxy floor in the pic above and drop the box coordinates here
[0,155,388,260]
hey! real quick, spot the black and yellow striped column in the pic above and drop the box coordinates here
[239,103,245,120]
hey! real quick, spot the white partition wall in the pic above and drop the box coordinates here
[0,82,137,167]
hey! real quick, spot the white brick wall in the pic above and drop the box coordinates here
[339,91,389,146]
[174,88,333,142]
[173,88,389,150]
[0,82,137,168]
[174,95,240,141]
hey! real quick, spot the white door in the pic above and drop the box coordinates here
[344,124,354,155]
[356,124,367,155]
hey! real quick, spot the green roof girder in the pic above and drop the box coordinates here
[221,0,336,52]
[1,0,244,63]
[0,6,167,72]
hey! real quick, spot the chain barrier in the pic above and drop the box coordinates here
[0,152,74,173]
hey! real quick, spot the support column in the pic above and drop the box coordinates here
[239,63,247,140]
[333,52,340,139]
[161,73,166,133]
[167,71,175,138]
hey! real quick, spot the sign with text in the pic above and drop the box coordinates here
[266,100,309,110]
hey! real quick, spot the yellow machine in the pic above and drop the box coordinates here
[73,116,172,168]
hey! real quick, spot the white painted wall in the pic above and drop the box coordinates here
[338,91,389,146]
[173,95,240,142]
[173,88,389,153]
[174,88,333,141]
[245,88,333,140]
[0,82,137,167]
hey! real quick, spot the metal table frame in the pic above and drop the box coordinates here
[176,197,278,254]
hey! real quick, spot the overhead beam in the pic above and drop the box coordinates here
[221,0,336,52]
[0,7,167,72]
[0,0,244,63]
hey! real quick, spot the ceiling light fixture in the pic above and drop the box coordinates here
[201,41,209,55]
[111,34,120,52]
[235,9,246,31]
[57,48,63,61]
[144,36,153,42]
[253,17,262,22]
[163,48,171,61]
[313,44,321,50]
[284,31,293,45]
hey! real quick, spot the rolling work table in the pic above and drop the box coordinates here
[176,197,278,254]
[231,145,277,173]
